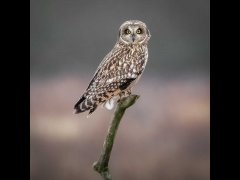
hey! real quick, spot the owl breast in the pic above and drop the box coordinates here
[105,44,148,80]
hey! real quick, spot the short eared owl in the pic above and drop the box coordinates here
[74,20,151,115]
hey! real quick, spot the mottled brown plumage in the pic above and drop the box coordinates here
[74,20,151,115]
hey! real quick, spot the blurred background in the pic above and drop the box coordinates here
[30,0,209,179]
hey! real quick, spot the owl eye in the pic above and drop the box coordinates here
[136,28,143,34]
[124,29,131,34]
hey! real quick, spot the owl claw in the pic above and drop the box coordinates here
[126,90,132,96]
[117,90,132,103]
[117,93,123,103]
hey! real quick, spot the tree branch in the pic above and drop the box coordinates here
[93,94,140,180]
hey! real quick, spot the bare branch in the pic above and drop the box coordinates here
[93,94,140,180]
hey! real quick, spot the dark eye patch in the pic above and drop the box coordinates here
[136,28,143,34]
[124,28,131,34]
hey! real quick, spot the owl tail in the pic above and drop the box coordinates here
[73,95,97,115]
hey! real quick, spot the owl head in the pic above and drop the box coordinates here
[118,20,151,45]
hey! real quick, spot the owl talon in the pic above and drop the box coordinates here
[117,93,123,103]
[126,90,132,96]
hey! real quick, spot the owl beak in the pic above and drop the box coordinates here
[131,34,136,42]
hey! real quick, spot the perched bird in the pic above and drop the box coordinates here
[74,20,151,115]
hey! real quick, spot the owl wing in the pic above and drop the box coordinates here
[86,46,130,91]
[74,46,146,115]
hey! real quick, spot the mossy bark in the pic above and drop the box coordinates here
[93,94,140,180]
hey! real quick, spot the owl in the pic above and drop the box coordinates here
[74,20,151,115]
